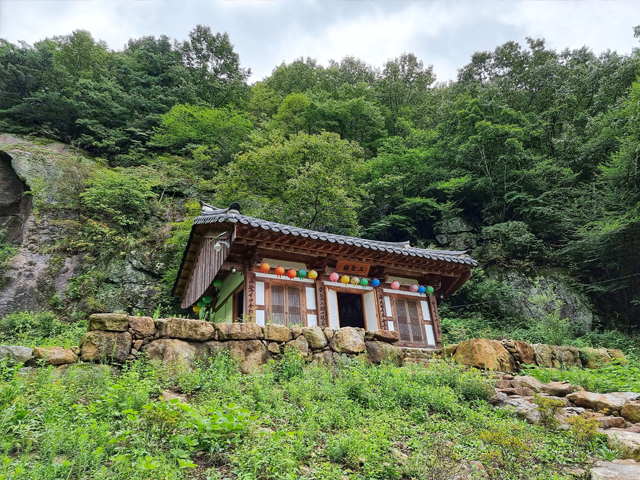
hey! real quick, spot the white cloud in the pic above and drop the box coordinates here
[1,0,637,83]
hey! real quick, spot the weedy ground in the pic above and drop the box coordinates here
[0,351,614,480]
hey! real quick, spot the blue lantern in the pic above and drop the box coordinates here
[371,278,381,287]
[418,286,427,294]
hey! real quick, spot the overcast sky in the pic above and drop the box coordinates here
[1,1,638,83]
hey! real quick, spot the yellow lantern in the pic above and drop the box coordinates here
[308,270,318,280]
[340,275,350,284]
[193,305,200,313]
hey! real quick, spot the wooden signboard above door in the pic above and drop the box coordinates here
[335,260,371,276]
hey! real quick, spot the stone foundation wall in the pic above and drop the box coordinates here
[0,314,625,374]
[448,338,627,372]
[77,314,404,373]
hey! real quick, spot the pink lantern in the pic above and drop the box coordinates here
[410,284,419,292]
[391,280,400,290]
[329,272,340,282]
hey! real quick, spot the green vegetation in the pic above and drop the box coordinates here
[2,26,640,337]
[0,311,86,348]
[524,360,640,394]
[0,352,608,479]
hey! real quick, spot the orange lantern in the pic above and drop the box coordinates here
[340,275,350,284]
[193,305,200,313]
[259,262,270,273]
[275,266,285,277]
[308,270,318,280]
[287,269,297,280]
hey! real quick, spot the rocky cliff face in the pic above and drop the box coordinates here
[0,135,172,318]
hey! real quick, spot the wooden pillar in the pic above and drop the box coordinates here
[244,268,256,322]
[315,279,328,328]
[375,289,388,330]
[428,295,443,348]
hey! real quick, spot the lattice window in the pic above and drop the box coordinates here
[268,284,303,326]
[393,298,425,345]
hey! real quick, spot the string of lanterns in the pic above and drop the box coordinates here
[194,263,435,313]
[258,262,435,294]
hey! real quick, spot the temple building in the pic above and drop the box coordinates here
[172,203,477,350]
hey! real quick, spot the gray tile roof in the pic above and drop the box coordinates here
[195,204,477,266]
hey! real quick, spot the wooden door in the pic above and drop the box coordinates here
[394,297,426,345]
[269,284,303,326]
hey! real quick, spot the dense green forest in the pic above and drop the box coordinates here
[2,26,640,343]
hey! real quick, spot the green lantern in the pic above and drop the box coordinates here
[359,278,369,287]
[213,279,224,291]
[202,295,213,304]
[297,269,307,279]
[197,300,206,308]
[426,286,435,294]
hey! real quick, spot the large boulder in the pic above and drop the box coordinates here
[373,329,400,344]
[285,335,309,357]
[33,346,76,365]
[553,345,582,368]
[532,344,559,368]
[622,402,640,423]
[514,341,535,365]
[146,339,197,366]
[540,381,574,397]
[162,318,215,341]
[80,331,132,363]
[365,341,402,365]
[263,324,292,343]
[223,340,270,374]
[128,316,156,337]
[601,430,640,461]
[330,327,365,354]
[453,339,512,371]
[567,391,630,412]
[214,322,263,341]
[302,326,328,349]
[511,375,544,392]
[591,460,640,480]
[88,313,129,332]
[0,345,33,364]
[580,347,612,369]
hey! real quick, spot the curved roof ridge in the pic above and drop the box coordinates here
[194,204,477,266]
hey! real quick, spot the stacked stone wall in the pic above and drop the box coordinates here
[0,314,626,374]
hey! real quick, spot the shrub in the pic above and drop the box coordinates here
[533,394,565,428]
[0,311,60,341]
[80,168,157,231]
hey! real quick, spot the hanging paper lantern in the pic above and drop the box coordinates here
[275,266,285,277]
[418,286,427,294]
[197,300,206,308]
[391,280,400,290]
[410,284,419,293]
[329,272,340,282]
[371,278,380,288]
[308,270,318,280]
[340,275,350,284]
[287,269,297,280]
[359,278,369,287]
[297,269,307,279]
[260,262,271,274]
[426,286,435,294]
[350,276,360,286]
[193,305,200,313]
[213,279,224,290]
[202,295,213,304]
